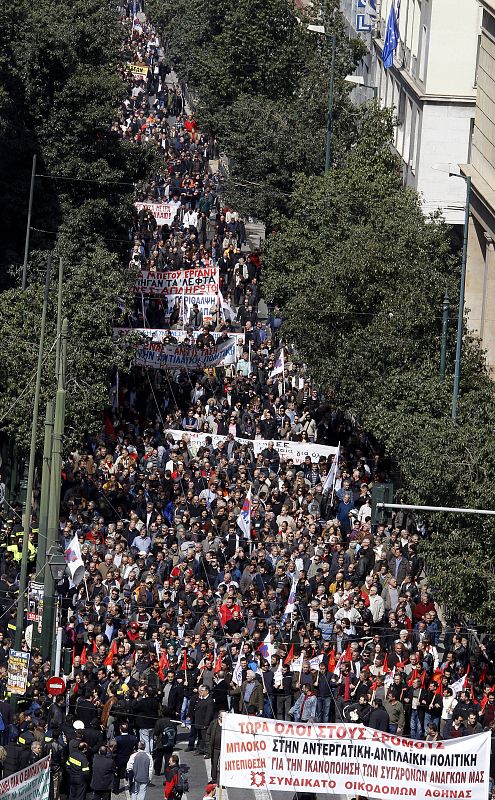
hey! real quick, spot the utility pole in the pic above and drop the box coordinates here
[440,292,450,382]
[41,319,68,663]
[31,400,54,651]
[14,255,51,656]
[21,155,37,291]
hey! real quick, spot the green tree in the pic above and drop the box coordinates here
[264,107,495,628]
[0,0,153,451]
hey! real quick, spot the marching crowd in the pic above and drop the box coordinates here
[0,6,495,800]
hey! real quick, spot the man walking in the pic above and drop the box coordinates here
[127,742,153,800]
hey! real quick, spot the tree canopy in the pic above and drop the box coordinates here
[146,0,366,220]
[264,108,495,628]
[0,0,153,452]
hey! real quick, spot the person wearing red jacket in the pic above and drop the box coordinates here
[163,754,180,799]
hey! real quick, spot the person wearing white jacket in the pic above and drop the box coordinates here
[368,586,385,624]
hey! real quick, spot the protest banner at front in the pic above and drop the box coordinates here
[134,266,219,297]
[0,754,50,800]
[135,337,235,369]
[220,714,490,800]
[7,650,30,695]
[164,429,338,464]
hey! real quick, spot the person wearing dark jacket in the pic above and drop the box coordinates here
[211,673,229,712]
[113,723,138,794]
[206,713,223,782]
[90,746,115,800]
[82,718,104,760]
[133,687,161,754]
[443,714,467,739]
[153,716,176,776]
[369,699,390,732]
[187,686,215,754]
[2,741,21,777]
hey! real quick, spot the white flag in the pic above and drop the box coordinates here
[237,488,251,540]
[323,444,340,494]
[232,650,244,686]
[220,292,235,322]
[64,535,85,586]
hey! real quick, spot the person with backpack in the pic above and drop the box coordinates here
[152,715,176,776]
[163,754,189,800]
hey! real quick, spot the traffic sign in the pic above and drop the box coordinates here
[46,676,66,696]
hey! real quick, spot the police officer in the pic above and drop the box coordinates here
[66,741,91,800]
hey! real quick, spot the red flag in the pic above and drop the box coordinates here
[158,650,170,680]
[214,653,223,674]
[383,654,390,673]
[395,658,409,670]
[181,650,188,671]
[408,668,419,687]
[104,640,118,667]
[80,645,87,665]
[284,645,295,666]
[344,644,352,662]
[328,648,336,673]
[470,685,479,705]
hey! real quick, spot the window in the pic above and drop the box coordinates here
[418,24,428,82]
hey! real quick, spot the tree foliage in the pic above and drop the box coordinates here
[146,0,367,221]
[264,107,495,628]
[0,0,153,451]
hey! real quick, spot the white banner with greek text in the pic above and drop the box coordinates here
[135,201,180,228]
[0,754,51,800]
[165,430,338,463]
[220,715,490,800]
[136,337,235,369]
[134,266,219,297]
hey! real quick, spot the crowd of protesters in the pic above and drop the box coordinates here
[0,5,495,800]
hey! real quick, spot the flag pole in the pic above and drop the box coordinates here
[330,441,340,506]
[282,347,286,394]
[182,287,186,331]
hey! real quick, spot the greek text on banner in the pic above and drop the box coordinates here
[165,430,338,464]
[219,715,490,800]
[0,754,50,800]
[136,337,235,369]
[134,266,219,297]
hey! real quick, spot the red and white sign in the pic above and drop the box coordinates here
[46,676,66,696]
[220,714,491,800]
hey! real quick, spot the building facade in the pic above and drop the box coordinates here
[341,0,480,226]
[462,0,495,370]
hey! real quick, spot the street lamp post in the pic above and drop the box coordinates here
[452,175,471,420]
[345,74,379,98]
[14,255,51,656]
[41,318,68,662]
[432,163,471,419]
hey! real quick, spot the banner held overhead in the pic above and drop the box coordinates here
[219,714,490,800]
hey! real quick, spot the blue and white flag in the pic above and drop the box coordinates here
[281,575,299,626]
[382,1,400,69]
[237,488,252,540]
[270,349,285,379]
